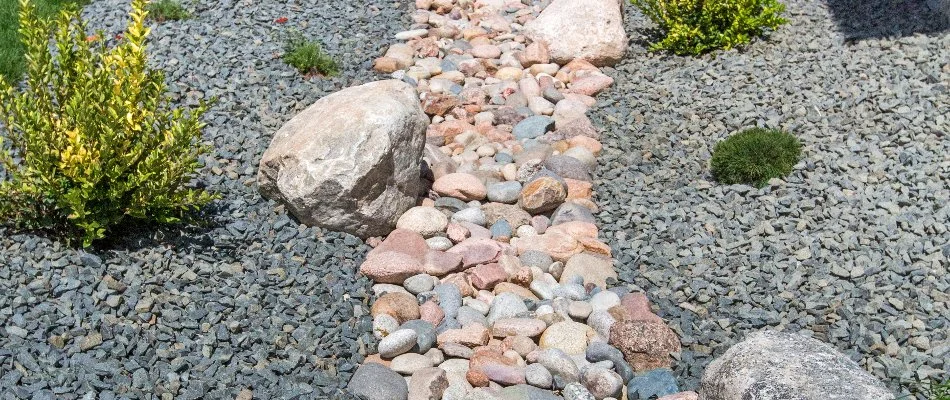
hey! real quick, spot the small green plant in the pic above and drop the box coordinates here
[921,379,949,400]
[282,32,338,76]
[710,127,801,187]
[0,0,215,247]
[145,0,189,22]
[630,0,787,55]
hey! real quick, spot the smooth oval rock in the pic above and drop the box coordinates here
[379,329,419,358]
[398,206,450,237]
[434,173,488,201]
[347,363,409,400]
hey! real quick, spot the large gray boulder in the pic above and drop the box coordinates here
[258,80,428,238]
[523,0,627,66]
[699,330,893,400]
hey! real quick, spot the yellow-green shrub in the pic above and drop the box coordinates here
[631,0,787,55]
[0,0,215,247]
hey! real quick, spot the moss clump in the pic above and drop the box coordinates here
[710,127,801,187]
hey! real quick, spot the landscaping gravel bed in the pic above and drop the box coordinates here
[593,0,949,395]
[0,0,411,398]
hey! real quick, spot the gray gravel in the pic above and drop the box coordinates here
[0,0,411,398]
[594,0,949,396]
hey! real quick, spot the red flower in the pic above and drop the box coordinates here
[274,16,288,24]
[85,34,99,42]
[115,34,123,40]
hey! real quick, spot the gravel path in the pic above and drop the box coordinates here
[593,0,949,395]
[0,0,410,398]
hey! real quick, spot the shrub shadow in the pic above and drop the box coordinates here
[825,0,949,40]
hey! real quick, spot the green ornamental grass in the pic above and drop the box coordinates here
[283,32,338,77]
[710,127,801,187]
[630,0,787,55]
[145,0,189,22]
[921,380,949,400]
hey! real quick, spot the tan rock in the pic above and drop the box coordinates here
[560,252,616,288]
[492,282,539,301]
[433,173,487,201]
[519,176,567,214]
[514,231,583,262]
[437,323,491,348]
[371,292,421,324]
[409,367,450,400]
[539,321,597,355]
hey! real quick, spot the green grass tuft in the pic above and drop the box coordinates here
[145,0,189,22]
[1,0,88,82]
[710,127,802,188]
[922,379,950,400]
[282,32,338,77]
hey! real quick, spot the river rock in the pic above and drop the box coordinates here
[348,363,410,400]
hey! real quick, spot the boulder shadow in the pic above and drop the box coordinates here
[825,0,949,40]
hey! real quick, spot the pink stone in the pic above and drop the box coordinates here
[420,300,446,326]
[447,238,502,267]
[564,93,597,107]
[619,292,663,323]
[531,215,549,234]
[568,74,615,96]
[553,115,599,139]
[553,98,589,124]
[424,250,464,276]
[459,221,492,239]
[359,251,425,284]
[518,77,541,98]
[468,263,508,290]
[608,320,681,371]
[567,135,602,155]
[433,173,487,201]
[368,229,429,262]
[447,223,471,243]
[519,41,550,67]
[471,44,502,59]
[442,273,476,297]
[480,364,526,386]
